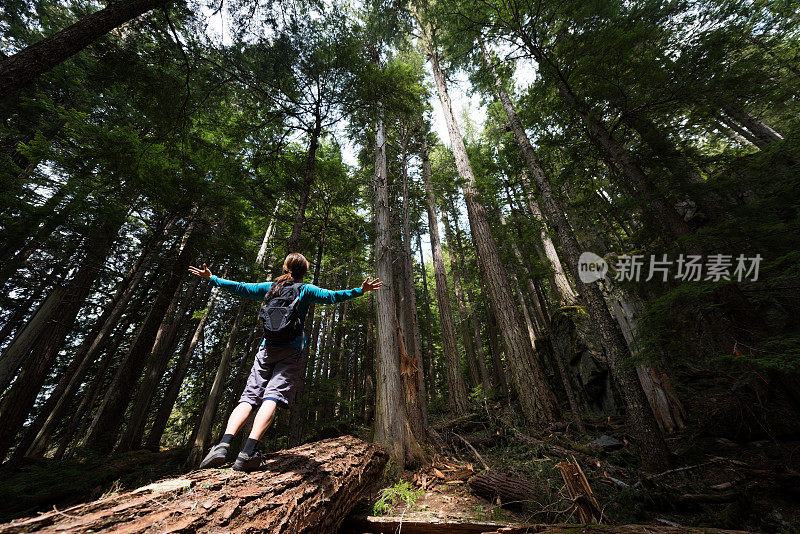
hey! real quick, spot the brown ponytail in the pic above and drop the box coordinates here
[262,252,310,305]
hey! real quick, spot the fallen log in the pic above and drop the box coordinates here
[467,470,538,508]
[342,516,751,534]
[2,435,387,534]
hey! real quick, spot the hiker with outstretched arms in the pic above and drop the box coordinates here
[187,252,383,472]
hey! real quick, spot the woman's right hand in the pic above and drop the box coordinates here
[188,263,212,280]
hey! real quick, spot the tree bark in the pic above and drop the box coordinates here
[428,34,560,427]
[0,0,170,99]
[372,106,419,465]
[480,37,670,470]
[421,133,469,415]
[468,470,539,508]
[2,436,388,534]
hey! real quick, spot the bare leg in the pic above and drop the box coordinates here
[224,402,253,436]
[248,400,278,441]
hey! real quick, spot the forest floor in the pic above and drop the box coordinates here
[2,385,799,533]
[355,402,800,534]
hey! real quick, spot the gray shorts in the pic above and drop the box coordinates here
[238,345,303,408]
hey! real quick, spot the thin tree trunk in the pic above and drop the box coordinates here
[484,297,509,398]
[442,211,482,390]
[0,211,123,459]
[0,0,170,98]
[187,301,246,466]
[723,105,784,147]
[398,137,430,436]
[448,203,494,392]
[117,276,201,452]
[421,134,469,415]
[84,220,198,452]
[372,106,419,465]
[416,236,436,401]
[526,193,578,306]
[286,111,322,253]
[428,35,560,426]
[508,35,692,240]
[55,288,150,459]
[481,37,670,469]
[146,284,221,451]
[23,219,171,458]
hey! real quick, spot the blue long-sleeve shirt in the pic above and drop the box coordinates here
[209,275,364,348]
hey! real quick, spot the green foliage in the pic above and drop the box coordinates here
[371,480,423,516]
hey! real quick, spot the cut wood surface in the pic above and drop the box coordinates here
[468,470,539,508]
[342,516,751,534]
[1,436,386,534]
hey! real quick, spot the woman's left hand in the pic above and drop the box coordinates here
[361,276,384,292]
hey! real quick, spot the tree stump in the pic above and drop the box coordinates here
[1,435,387,534]
[467,470,538,508]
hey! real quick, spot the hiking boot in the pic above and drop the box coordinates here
[199,444,230,469]
[232,450,262,472]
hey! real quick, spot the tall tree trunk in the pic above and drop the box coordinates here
[448,203,494,392]
[398,137,430,436]
[0,211,123,460]
[428,35,560,427]
[442,211,482,390]
[187,301,246,465]
[22,219,171,458]
[484,296,509,398]
[481,38,670,470]
[421,134,469,415]
[0,0,170,98]
[83,220,198,452]
[286,111,322,253]
[525,193,578,306]
[16,222,169,458]
[416,236,436,401]
[363,280,375,425]
[145,284,221,451]
[0,286,68,393]
[723,105,784,147]
[117,275,200,452]
[55,287,151,459]
[372,106,419,465]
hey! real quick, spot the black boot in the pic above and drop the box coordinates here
[232,450,262,472]
[199,443,230,469]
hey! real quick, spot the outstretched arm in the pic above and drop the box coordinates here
[304,276,383,305]
[188,263,272,300]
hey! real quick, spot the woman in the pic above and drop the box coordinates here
[187,252,382,472]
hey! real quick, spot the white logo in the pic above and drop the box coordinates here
[578,252,608,283]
